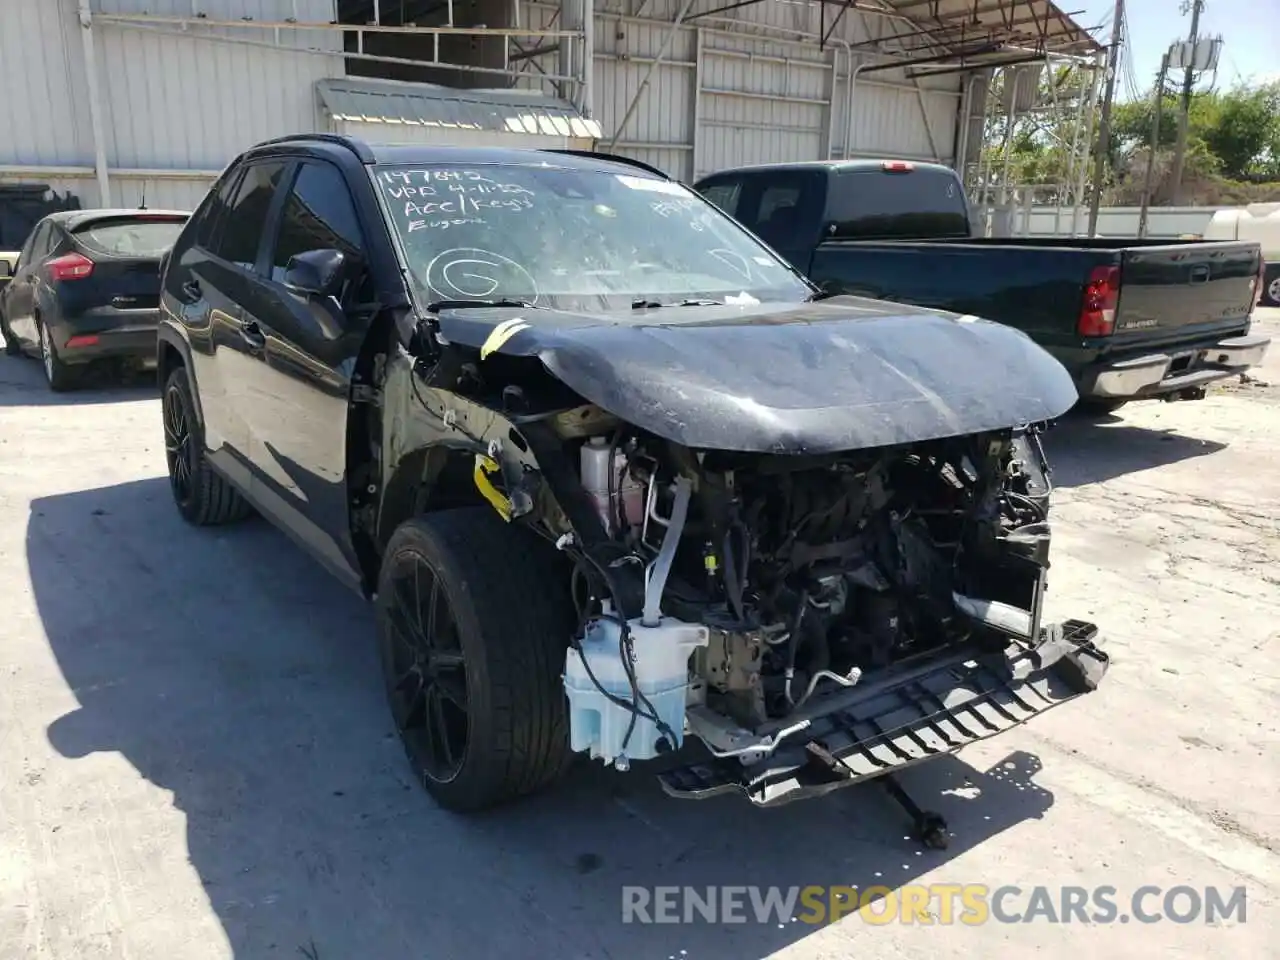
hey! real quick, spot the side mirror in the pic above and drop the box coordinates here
[284,248,346,298]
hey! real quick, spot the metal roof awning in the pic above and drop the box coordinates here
[316,78,603,141]
[689,0,1102,73]
[862,0,1101,57]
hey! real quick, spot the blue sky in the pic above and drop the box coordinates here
[1075,0,1275,100]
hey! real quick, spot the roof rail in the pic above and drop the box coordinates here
[247,133,375,163]
[539,149,673,180]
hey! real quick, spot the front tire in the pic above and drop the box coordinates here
[37,318,78,391]
[375,509,576,812]
[162,365,253,526]
[0,307,19,356]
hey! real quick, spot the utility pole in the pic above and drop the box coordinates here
[1086,0,1124,236]
[1137,53,1171,237]
[1169,0,1205,204]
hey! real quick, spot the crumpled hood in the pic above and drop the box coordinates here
[430,295,1078,453]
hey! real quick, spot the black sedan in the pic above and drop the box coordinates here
[0,208,189,390]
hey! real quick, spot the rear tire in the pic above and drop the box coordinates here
[162,365,253,526]
[375,509,575,812]
[1262,263,1280,308]
[37,318,78,391]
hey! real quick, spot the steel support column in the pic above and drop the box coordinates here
[76,0,111,206]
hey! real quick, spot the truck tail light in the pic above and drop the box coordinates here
[882,160,915,172]
[1255,258,1266,304]
[47,252,95,281]
[1079,265,1120,336]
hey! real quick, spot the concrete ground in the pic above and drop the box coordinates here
[1,312,1277,959]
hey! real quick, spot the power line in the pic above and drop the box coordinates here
[1137,52,1172,238]
[1087,0,1124,236]
[1169,0,1205,204]
[1119,14,1142,101]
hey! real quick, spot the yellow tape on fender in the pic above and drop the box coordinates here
[473,455,513,521]
[479,318,532,360]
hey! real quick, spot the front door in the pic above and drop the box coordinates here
[4,221,53,345]
[241,159,374,588]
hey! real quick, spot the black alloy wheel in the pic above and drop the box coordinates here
[375,509,576,811]
[382,550,470,784]
[163,379,196,509]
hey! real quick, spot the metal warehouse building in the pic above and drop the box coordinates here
[0,0,1097,218]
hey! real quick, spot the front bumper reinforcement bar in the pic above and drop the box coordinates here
[658,620,1108,808]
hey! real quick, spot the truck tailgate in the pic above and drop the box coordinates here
[1114,241,1260,343]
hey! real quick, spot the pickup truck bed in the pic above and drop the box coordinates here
[693,160,1270,408]
[809,235,1269,405]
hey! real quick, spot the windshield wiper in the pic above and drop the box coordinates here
[805,290,840,302]
[426,298,535,313]
[632,297,724,309]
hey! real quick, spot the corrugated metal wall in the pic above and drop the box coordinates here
[525,0,964,181]
[0,0,341,210]
[96,0,341,173]
[0,0,95,167]
[1,0,965,211]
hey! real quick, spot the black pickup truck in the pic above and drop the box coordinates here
[693,160,1271,411]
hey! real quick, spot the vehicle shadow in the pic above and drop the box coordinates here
[1044,413,1227,488]
[0,352,157,406]
[32,477,1056,959]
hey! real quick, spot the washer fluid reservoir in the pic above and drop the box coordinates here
[563,611,709,768]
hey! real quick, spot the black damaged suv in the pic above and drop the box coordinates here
[157,135,1106,836]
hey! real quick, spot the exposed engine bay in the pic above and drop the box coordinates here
[381,295,1110,823]
[549,412,1064,770]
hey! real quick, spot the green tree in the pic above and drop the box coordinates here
[1107,81,1280,180]
[972,71,1280,203]
[1200,82,1280,179]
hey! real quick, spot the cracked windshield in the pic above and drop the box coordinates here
[374,162,811,309]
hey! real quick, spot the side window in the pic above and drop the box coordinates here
[698,180,742,217]
[42,225,67,259]
[756,185,801,225]
[194,167,243,251]
[269,161,367,294]
[737,174,813,250]
[213,160,288,270]
[20,222,50,264]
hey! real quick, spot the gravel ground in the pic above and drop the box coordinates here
[1,311,1277,959]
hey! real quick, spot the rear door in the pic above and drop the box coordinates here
[164,159,289,481]
[238,158,374,587]
[1113,241,1261,344]
[207,160,293,480]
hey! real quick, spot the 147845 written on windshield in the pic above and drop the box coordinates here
[379,168,534,234]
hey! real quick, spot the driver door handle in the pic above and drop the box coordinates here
[239,318,266,349]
